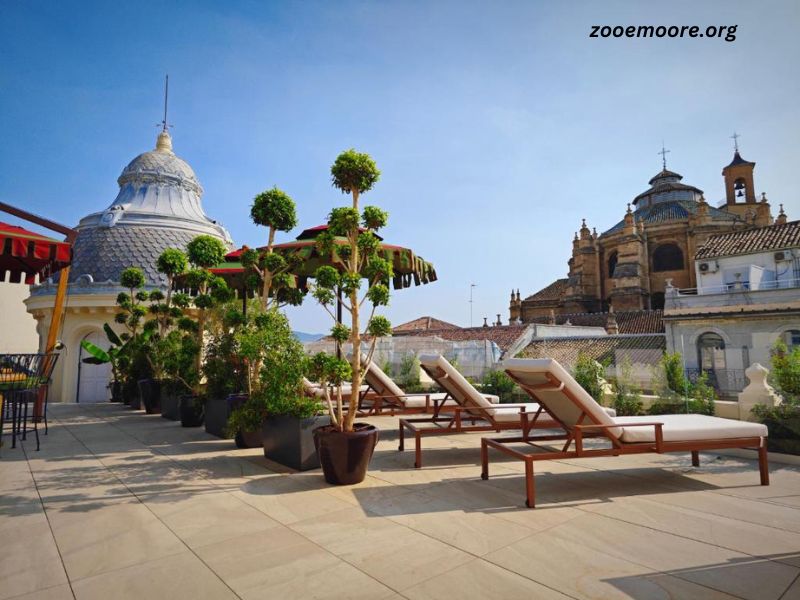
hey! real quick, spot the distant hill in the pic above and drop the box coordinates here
[293,331,325,342]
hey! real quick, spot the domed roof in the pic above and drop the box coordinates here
[118,131,201,194]
[58,130,233,289]
[633,167,703,207]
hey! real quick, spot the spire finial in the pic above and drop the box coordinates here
[159,74,171,133]
[658,141,670,170]
[731,131,740,153]
[780,203,785,215]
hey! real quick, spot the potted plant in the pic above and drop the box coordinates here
[204,305,248,437]
[80,324,131,403]
[249,310,329,470]
[177,235,230,427]
[112,267,152,410]
[308,149,393,485]
[752,341,800,454]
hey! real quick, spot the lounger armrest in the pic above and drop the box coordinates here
[574,422,664,451]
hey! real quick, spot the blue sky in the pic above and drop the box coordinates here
[1,0,798,333]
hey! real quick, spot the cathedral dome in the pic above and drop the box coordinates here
[43,130,233,290]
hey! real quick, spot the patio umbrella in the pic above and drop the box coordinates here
[0,221,72,284]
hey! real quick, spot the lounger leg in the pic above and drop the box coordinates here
[691,450,700,467]
[414,433,422,469]
[525,459,536,508]
[759,444,769,486]
[398,422,405,451]
[480,439,489,480]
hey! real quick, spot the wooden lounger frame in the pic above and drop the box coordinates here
[398,362,560,468]
[481,370,770,508]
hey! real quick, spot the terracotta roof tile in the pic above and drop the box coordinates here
[395,324,528,351]
[528,309,664,334]
[696,220,800,260]
[393,316,461,333]
[524,278,569,303]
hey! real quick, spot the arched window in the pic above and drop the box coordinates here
[782,330,800,349]
[652,243,684,272]
[697,333,726,372]
[607,251,618,278]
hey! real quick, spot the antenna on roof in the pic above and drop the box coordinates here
[658,141,670,170]
[157,74,173,132]
[731,131,740,153]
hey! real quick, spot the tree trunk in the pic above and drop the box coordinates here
[262,227,276,309]
[346,188,361,432]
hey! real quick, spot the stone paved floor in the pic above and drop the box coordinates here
[1,403,800,600]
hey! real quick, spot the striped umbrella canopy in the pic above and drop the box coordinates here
[214,225,437,293]
[0,221,72,284]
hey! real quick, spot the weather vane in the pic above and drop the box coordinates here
[157,74,172,132]
[731,131,740,152]
[658,142,670,170]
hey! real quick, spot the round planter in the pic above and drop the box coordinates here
[138,379,163,414]
[179,395,205,427]
[313,423,379,485]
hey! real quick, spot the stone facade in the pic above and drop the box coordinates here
[512,150,782,322]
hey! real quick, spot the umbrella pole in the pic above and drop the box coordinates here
[336,286,343,359]
[38,266,69,416]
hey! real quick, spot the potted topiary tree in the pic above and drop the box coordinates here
[113,267,152,410]
[309,149,393,485]
[178,235,230,427]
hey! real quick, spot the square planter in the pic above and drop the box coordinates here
[262,414,331,471]
[160,392,181,421]
[206,394,248,439]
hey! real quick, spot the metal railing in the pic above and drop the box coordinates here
[685,368,747,394]
[675,277,800,297]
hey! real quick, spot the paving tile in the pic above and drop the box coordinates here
[71,552,236,600]
[403,558,572,599]
[47,501,186,581]
[195,527,396,599]
[5,584,74,600]
[0,520,69,600]
[290,506,473,591]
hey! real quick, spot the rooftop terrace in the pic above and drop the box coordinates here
[2,404,800,600]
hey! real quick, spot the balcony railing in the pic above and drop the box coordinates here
[685,368,747,395]
[674,277,800,297]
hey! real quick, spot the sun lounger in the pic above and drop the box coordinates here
[357,358,460,415]
[302,377,369,399]
[397,354,569,468]
[482,358,769,508]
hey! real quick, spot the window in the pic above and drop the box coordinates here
[651,292,665,310]
[652,243,684,272]
[782,329,800,349]
[697,333,726,372]
[608,251,619,278]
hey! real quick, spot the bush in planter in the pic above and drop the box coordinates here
[751,341,800,454]
[609,356,644,416]
[648,352,715,416]
[573,352,607,404]
[203,305,248,436]
[307,149,392,485]
[481,369,517,404]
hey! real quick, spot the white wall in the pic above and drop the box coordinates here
[0,281,39,353]
[696,249,797,292]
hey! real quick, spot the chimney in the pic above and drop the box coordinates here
[482,317,488,328]
[605,306,619,335]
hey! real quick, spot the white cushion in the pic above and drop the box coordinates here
[364,360,406,398]
[501,358,622,437]
[402,393,456,409]
[615,414,768,443]
[419,354,493,409]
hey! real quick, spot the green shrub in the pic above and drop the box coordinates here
[573,352,606,404]
[770,341,800,401]
[481,369,517,403]
[649,352,715,415]
[611,356,643,416]
[397,353,421,388]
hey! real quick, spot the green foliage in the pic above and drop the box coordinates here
[366,283,389,306]
[573,352,606,404]
[481,370,516,403]
[610,356,644,416]
[120,267,145,290]
[363,256,393,283]
[357,231,381,255]
[649,352,716,415]
[397,353,421,389]
[186,235,227,269]
[331,149,380,194]
[156,248,188,277]
[770,341,800,401]
[225,401,267,437]
[328,207,361,236]
[314,266,340,289]
[367,315,392,338]
[330,323,351,343]
[340,272,361,295]
[250,187,298,232]
[308,352,352,386]
[362,206,388,230]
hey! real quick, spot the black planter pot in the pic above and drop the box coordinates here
[263,414,331,471]
[179,395,205,427]
[110,381,123,403]
[313,423,379,485]
[138,379,163,414]
[125,381,141,410]
[160,390,181,421]
[235,429,262,448]
[205,393,248,438]
[764,418,800,455]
